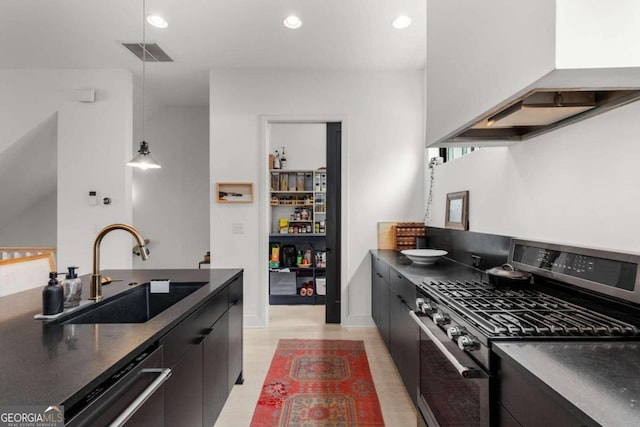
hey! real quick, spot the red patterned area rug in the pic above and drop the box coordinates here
[250,339,385,427]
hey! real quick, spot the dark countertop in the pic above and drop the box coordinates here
[371,249,640,426]
[371,249,485,286]
[493,342,640,427]
[0,268,242,409]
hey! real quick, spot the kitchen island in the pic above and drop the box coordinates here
[0,268,242,425]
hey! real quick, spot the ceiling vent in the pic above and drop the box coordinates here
[122,43,173,62]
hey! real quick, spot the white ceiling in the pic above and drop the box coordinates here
[0,0,426,107]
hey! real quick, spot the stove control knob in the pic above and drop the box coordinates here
[416,298,436,314]
[447,325,467,340]
[458,334,480,352]
[432,312,451,325]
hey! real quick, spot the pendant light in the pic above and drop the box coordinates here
[127,0,161,170]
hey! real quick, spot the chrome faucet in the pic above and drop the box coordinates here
[90,223,150,301]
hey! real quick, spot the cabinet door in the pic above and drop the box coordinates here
[228,276,243,390]
[164,343,203,427]
[203,313,229,427]
[497,354,598,427]
[377,274,390,349]
[371,262,380,327]
[389,294,419,405]
[371,254,390,348]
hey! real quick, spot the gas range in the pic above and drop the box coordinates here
[409,239,640,426]
[414,239,640,364]
[412,238,640,427]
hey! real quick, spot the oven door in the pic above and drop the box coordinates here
[410,311,490,427]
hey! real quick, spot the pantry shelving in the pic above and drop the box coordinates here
[269,169,327,305]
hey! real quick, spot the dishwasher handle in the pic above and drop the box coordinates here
[109,368,172,427]
[409,310,486,379]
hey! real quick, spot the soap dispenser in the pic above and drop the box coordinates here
[43,272,64,315]
[63,266,81,308]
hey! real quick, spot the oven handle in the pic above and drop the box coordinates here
[409,310,485,379]
[108,368,172,427]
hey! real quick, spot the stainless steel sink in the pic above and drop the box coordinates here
[52,282,207,324]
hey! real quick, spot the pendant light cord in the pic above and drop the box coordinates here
[141,0,146,143]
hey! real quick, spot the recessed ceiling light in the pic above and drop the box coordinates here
[283,15,302,29]
[147,15,168,29]
[392,15,411,29]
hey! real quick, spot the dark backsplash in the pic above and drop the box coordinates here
[424,227,511,270]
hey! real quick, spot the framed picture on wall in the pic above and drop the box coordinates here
[445,191,469,230]
[216,182,254,203]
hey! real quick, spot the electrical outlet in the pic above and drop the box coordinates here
[471,254,482,268]
[231,223,244,234]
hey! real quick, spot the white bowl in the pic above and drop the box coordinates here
[401,249,448,265]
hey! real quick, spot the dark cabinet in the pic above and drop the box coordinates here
[228,276,243,390]
[203,312,229,427]
[389,271,419,405]
[164,343,203,427]
[371,254,390,349]
[370,254,419,406]
[269,235,327,306]
[160,274,243,427]
[495,353,597,427]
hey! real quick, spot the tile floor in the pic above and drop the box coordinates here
[214,305,416,427]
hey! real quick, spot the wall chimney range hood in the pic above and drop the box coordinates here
[440,67,640,143]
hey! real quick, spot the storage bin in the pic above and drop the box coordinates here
[316,277,326,295]
[269,271,297,295]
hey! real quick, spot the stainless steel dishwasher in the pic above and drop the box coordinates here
[65,345,171,427]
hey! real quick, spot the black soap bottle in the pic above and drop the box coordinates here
[43,272,64,315]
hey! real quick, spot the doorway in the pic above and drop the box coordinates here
[262,118,344,325]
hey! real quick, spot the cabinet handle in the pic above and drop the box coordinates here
[108,368,172,427]
[409,311,486,379]
[195,336,206,344]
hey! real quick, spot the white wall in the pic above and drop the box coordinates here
[133,106,210,269]
[0,192,57,247]
[427,100,640,253]
[0,70,134,275]
[0,113,57,245]
[425,0,556,146]
[210,69,425,327]
[556,0,640,68]
[269,123,326,170]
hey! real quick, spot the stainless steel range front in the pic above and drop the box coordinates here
[411,239,640,427]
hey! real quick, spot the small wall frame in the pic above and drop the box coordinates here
[445,191,469,230]
[216,182,254,203]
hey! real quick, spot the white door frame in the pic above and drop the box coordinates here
[259,115,349,326]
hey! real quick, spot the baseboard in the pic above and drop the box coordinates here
[244,313,266,328]
[342,314,375,327]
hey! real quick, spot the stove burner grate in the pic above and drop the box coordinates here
[424,280,639,337]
